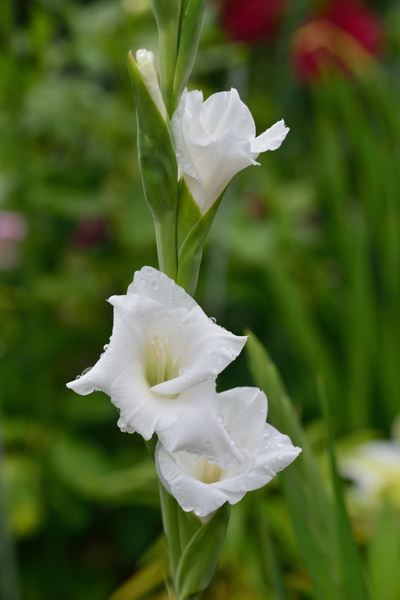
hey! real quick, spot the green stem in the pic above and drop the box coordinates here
[154,210,178,280]
[159,26,178,116]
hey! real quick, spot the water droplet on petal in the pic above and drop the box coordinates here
[278,454,283,460]
[146,267,153,275]
[229,439,235,446]
[246,470,257,478]
[210,406,216,412]
[75,375,81,379]
[277,443,283,448]
[151,280,159,290]
[186,373,192,380]
[194,505,202,516]
[216,414,224,422]
[204,440,211,446]
[216,357,223,364]
[182,501,194,512]
[190,451,200,459]
[206,348,213,355]
[103,344,109,351]
[209,317,217,324]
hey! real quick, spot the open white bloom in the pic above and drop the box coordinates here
[67,266,246,465]
[341,440,400,509]
[172,88,289,214]
[156,387,301,518]
[136,49,167,120]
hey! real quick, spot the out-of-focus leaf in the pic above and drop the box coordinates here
[246,331,342,600]
[368,503,400,600]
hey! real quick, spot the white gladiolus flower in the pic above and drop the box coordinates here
[341,440,400,509]
[66,266,246,465]
[136,49,167,120]
[171,88,289,214]
[156,387,301,518]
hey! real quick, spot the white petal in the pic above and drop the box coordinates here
[151,306,247,396]
[172,90,202,180]
[255,423,301,475]
[200,88,256,140]
[127,266,197,312]
[251,120,290,155]
[217,387,268,452]
[156,443,231,517]
[158,380,243,469]
[111,363,185,440]
[136,49,167,120]
[66,306,140,396]
[184,131,256,213]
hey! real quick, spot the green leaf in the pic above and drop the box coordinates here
[151,0,182,114]
[318,379,370,600]
[159,484,202,581]
[128,51,178,218]
[173,0,206,106]
[175,503,230,600]
[176,180,224,295]
[246,331,343,600]
[128,52,178,277]
[368,503,400,600]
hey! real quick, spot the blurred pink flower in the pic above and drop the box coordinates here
[0,211,28,270]
[0,211,28,242]
[219,0,286,43]
[292,0,383,81]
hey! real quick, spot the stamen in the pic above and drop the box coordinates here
[152,334,168,385]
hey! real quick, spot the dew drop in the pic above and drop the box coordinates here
[276,443,283,448]
[103,344,109,351]
[246,470,257,478]
[182,501,194,512]
[194,506,202,517]
[179,366,189,376]
[204,440,211,446]
[263,430,270,438]
[278,454,283,460]
[206,348,213,355]
[186,373,193,380]
[75,375,81,379]
[265,444,270,450]
[229,439,235,446]
[190,451,200,459]
[210,406,216,412]
[209,317,217,323]
[207,456,215,464]
[216,357,223,364]
[146,267,153,275]
[150,280,159,290]
[216,414,224,422]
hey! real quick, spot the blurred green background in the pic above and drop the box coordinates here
[1,0,400,598]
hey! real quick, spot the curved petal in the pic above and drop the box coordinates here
[66,305,141,396]
[184,131,256,213]
[127,266,197,313]
[217,387,268,452]
[200,88,256,140]
[151,306,247,395]
[111,363,185,440]
[255,423,302,475]
[156,443,231,517]
[158,380,243,468]
[251,120,290,155]
[172,91,201,179]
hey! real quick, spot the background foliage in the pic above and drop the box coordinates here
[1,0,400,598]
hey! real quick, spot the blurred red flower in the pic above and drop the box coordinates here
[292,0,383,81]
[220,0,287,43]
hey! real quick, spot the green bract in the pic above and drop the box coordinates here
[173,0,206,107]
